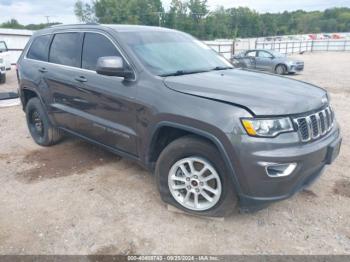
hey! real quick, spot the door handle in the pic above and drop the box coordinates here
[38,67,48,73]
[75,76,87,83]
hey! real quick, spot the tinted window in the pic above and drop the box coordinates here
[246,51,256,57]
[258,51,273,58]
[82,33,121,71]
[27,35,51,61]
[49,33,82,67]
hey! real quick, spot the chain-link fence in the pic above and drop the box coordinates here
[255,39,350,54]
[205,38,350,59]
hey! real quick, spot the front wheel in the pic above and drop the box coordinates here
[156,136,238,217]
[275,64,287,75]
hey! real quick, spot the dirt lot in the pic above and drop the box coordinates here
[0,52,349,255]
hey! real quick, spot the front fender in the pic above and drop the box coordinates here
[146,120,244,196]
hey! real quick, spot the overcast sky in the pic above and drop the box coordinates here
[0,0,349,25]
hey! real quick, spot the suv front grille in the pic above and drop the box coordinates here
[294,106,334,142]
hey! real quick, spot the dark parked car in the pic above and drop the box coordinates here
[17,24,341,217]
[232,49,304,75]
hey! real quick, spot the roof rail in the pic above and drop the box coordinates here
[50,22,100,28]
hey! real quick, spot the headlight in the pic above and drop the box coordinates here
[241,117,294,137]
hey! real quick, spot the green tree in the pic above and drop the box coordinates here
[0,19,24,29]
[74,0,96,23]
[3,2,349,40]
[0,19,60,30]
[187,0,209,38]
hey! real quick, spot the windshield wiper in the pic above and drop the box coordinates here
[211,66,234,71]
[160,67,233,77]
[160,69,210,77]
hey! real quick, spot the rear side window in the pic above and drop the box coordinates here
[258,51,273,58]
[49,33,82,67]
[246,51,256,57]
[82,33,121,71]
[27,35,51,61]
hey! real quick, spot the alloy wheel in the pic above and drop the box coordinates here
[168,157,222,211]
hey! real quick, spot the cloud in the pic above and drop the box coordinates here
[0,0,78,25]
[0,0,12,6]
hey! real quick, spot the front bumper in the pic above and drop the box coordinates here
[231,123,341,212]
[288,64,304,73]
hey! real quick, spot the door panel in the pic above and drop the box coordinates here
[256,51,273,71]
[46,32,84,130]
[47,31,138,156]
[243,51,256,69]
[68,72,138,155]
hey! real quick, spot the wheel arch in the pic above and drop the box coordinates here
[147,121,242,195]
[275,63,287,72]
[21,87,42,110]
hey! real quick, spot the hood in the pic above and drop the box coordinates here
[277,57,303,64]
[164,69,327,116]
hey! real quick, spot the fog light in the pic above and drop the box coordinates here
[260,162,297,178]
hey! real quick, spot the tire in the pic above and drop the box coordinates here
[25,97,63,146]
[0,74,5,84]
[275,64,287,75]
[156,136,238,217]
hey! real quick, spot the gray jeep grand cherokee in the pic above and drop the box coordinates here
[17,24,342,217]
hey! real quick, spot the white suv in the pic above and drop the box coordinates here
[0,41,10,84]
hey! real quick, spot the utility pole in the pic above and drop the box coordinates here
[45,16,50,24]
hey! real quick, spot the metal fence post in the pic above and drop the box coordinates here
[327,39,330,51]
[311,40,314,52]
[344,40,347,51]
[231,40,235,58]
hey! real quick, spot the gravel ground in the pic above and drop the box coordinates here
[0,52,349,255]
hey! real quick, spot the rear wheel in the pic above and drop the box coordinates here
[156,136,238,217]
[275,64,287,75]
[25,97,63,146]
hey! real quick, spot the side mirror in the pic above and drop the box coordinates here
[96,56,133,79]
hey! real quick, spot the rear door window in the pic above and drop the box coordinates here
[27,35,51,61]
[82,33,121,71]
[246,51,257,57]
[258,51,273,58]
[49,33,82,67]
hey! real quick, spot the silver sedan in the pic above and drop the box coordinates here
[232,49,304,75]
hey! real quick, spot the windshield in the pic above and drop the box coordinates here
[119,31,232,76]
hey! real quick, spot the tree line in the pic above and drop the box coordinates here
[1,0,349,40]
[0,19,60,31]
[74,0,350,39]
